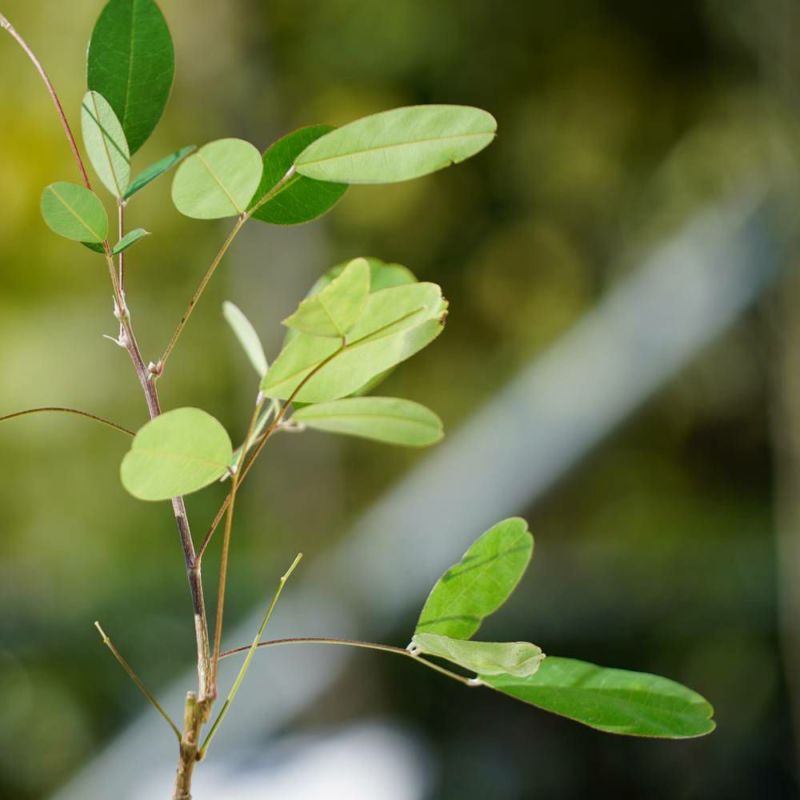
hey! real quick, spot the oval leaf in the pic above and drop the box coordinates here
[113,228,150,254]
[87,0,175,153]
[223,301,268,377]
[283,257,370,338]
[294,105,497,184]
[40,182,108,243]
[483,657,716,739]
[120,408,232,501]
[124,145,196,200]
[172,139,263,219]
[294,397,443,447]
[411,634,544,678]
[261,282,447,402]
[415,518,533,639]
[80,91,130,197]
[250,125,347,225]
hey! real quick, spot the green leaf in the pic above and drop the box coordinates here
[250,125,347,225]
[261,282,447,402]
[294,397,443,447]
[124,145,196,200]
[411,633,544,678]
[222,301,268,377]
[172,139,263,219]
[40,182,108,243]
[80,91,130,197]
[120,408,232,501]
[283,257,370,338]
[294,105,497,184]
[87,0,175,154]
[415,518,533,640]
[112,228,150,254]
[482,657,716,739]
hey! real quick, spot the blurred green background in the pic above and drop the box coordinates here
[1,0,799,797]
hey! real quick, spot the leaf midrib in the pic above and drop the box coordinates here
[297,131,495,168]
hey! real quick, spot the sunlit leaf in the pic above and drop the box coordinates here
[172,139,263,219]
[87,0,175,154]
[294,397,443,447]
[223,301,268,377]
[80,91,130,197]
[113,228,150,254]
[294,105,497,184]
[120,408,232,501]
[411,633,544,678]
[415,518,533,639]
[124,145,196,200]
[40,182,108,243]
[283,257,370,338]
[250,125,347,225]
[261,282,447,402]
[483,657,716,738]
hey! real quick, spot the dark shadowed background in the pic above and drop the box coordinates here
[2,0,800,798]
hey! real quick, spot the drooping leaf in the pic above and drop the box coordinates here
[87,0,175,153]
[411,633,544,678]
[415,518,533,640]
[283,257,370,338]
[120,408,232,501]
[482,657,716,739]
[250,125,347,225]
[124,145,196,200]
[294,397,443,447]
[40,182,108,243]
[223,301,268,377]
[172,139,263,219]
[113,228,150,254]
[294,105,497,184]
[80,90,130,197]
[261,282,447,402]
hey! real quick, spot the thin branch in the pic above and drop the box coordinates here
[94,622,182,741]
[158,166,298,374]
[158,215,247,372]
[0,14,92,189]
[196,342,345,562]
[219,636,477,687]
[210,396,267,686]
[0,406,134,436]
[200,553,303,757]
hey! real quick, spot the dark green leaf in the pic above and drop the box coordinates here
[293,397,443,447]
[40,182,108,243]
[250,125,347,225]
[294,105,497,184]
[415,518,533,639]
[124,145,196,200]
[483,657,716,738]
[172,139,263,219]
[120,408,232,501]
[80,91,130,197]
[87,0,174,153]
[411,633,544,677]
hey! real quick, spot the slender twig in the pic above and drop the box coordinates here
[219,636,477,687]
[94,622,182,741]
[0,406,134,436]
[0,14,92,189]
[201,553,303,757]
[158,166,297,373]
[210,395,267,686]
[196,342,345,562]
